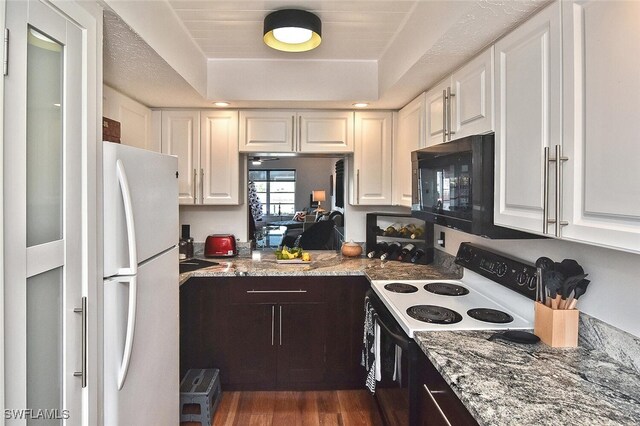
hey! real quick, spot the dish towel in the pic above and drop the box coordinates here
[361,295,378,393]
[393,345,402,385]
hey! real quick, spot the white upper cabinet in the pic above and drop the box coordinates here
[493,2,562,236]
[560,0,640,253]
[451,47,494,139]
[161,110,199,204]
[200,111,241,205]
[394,93,425,207]
[299,111,354,153]
[239,110,354,153]
[239,110,295,153]
[425,79,448,147]
[424,47,494,147]
[161,110,241,206]
[103,85,158,152]
[352,111,393,205]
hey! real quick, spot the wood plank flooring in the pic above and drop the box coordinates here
[182,390,383,426]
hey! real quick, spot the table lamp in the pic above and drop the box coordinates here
[312,190,326,212]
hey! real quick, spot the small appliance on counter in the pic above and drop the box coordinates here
[205,234,238,257]
[179,224,194,259]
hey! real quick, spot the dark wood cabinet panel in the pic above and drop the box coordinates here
[180,275,370,391]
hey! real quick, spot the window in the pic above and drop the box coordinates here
[249,169,296,216]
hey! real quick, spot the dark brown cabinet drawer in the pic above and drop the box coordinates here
[228,276,325,303]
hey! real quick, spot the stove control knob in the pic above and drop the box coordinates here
[515,272,527,286]
[496,263,508,277]
[527,275,537,290]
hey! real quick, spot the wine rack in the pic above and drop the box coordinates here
[365,212,434,265]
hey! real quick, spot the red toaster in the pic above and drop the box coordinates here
[204,234,238,257]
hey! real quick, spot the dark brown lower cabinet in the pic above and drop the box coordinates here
[180,275,369,391]
[417,350,478,426]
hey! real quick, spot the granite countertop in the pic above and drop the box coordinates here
[179,250,461,285]
[414,330,640,426]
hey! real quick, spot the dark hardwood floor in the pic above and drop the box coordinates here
[182,390,383,426]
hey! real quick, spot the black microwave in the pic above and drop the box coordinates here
[411,134,538,239]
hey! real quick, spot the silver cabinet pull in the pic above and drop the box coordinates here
[291,115,295,151]
[298,115,302,152]
[442,89,447,143]
[447,86,455,141]
[193,169,197,204]
[246,289,308,294]
[356,169,360,205]
[200,168,204,204]
[271,305,275,346]
[555,144,569,236]
[423,384,452,426]
[73,297,87,388]
[543,147,551,234]
[279,305,283,346]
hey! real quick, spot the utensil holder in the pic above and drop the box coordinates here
[534,302,579,348]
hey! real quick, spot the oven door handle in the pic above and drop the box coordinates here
[373,313,412,351]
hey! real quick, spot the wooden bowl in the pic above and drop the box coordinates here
[341,241,362,257]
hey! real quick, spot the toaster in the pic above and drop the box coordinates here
[205,234,237,257]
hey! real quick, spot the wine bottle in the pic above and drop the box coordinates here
[410,248,426,263]
[383,225,399,237]
[410,227,424,239]
[397,243,416,261]
[380,242,402,261]
[367,242,389,259]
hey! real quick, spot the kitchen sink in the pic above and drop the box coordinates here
[179,259,219,274]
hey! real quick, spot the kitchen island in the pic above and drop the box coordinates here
[414,330,640,426]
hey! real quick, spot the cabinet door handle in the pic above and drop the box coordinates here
[271,305,275,346]
[291,115,295,151]
[356,169,360,204]
[442,89,447,143]
[423,384,453,426]
[543,147,551,234]
[193,169,197,204]
[298,115,302,152]
[200,168,204,204]
[279,305,283,346]
[447,86,455,141]
[246,289,307,294]
[73,297,87,388]
[555,144,569,237]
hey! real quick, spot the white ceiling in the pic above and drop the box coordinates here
[103,0,550,109]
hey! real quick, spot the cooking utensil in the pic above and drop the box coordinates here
[488,330,540,345]
[535,257,555,271]
[555,259,584,278]
[567,279,591,310]
[535,257,555,306]
[543,270,565,309]
[559,273,588,309]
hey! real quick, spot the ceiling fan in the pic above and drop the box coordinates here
[250,156,280,165]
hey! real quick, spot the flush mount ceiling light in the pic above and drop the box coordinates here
[263,9,322,52]
[213,101,230,107]
[353,103,369,108]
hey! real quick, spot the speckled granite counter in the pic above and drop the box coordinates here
[414,330,640,426]
[179,250,461,285]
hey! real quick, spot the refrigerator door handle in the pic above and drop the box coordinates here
[116,159,138,275]
[116,275,137,390]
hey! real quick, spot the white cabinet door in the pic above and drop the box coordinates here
[299,111,354,153]
[200,111,241,205]
[103,85,157,152]
[161,110,199,205]
[239,110,295,153]
[394,93,425,206]
[494,2,562,236]
[425,78,449,147]
[561,0,640,253]
[451,47,494,139]
[352,112,393,205]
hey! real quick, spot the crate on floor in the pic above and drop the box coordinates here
[180,369,221,425]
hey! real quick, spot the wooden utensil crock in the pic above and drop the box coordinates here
[534,302,579,348]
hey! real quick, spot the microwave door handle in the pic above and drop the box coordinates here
[373,313,412,350]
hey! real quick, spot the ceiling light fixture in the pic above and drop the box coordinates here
[263,9,322,52]
[214,101,230,107]
[353,103,369,108]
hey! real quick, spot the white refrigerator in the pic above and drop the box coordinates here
[103,142,179,425]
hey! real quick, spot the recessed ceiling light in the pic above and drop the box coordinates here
[214,102,230,107]
[263,9,322,52]
[353,103,369,108]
